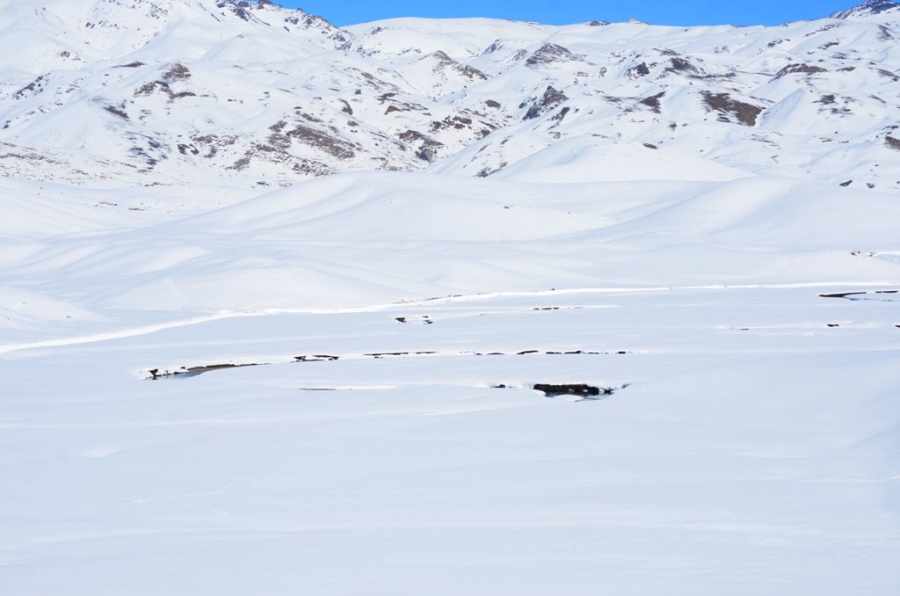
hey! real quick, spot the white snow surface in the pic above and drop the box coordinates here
[2,1,900,594]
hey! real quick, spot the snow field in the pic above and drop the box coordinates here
[1,286,899,594]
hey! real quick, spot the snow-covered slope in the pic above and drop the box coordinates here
[1,0,899,191]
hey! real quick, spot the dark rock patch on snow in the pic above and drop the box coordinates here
[701,92,763,126]
[524,86,569,120]
[526,43,581,67]
[773,63,828,79]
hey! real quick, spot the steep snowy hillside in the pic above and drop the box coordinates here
[0,0,899,191]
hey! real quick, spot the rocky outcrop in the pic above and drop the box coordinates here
[701,92,764,127]
[523,86,569,120]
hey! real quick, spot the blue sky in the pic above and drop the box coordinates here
[277,0,863,27]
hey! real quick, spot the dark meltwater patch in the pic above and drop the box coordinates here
[820,290,899,301]
[146,349,633,380]
[533,383,613,398]
[148,363,263,379]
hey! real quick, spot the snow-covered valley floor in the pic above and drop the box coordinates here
[3,162,900,592]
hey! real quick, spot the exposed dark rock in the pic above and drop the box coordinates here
[551,107,570,123]
[218,1,252,21]
[774,63,828,79]
[398,129,444,162]
[265,130,290,150]
[430,50,487,80]
[523,86,569,120]
[666,57,698,74]
[162,63,191,81]
[290,159,334,176]
[701,92,763,126]
[526,43,581,67]
[430,114,475,131]
[482,40,503,54]
[286,124,355,159]
[627,62,651,78]
[476,162,507,177]
[886,136,900,150]
[804,23,840,36]
[191,133,238,159]
[104,105,129,120]
[127,132,169,168]
[227,147,334,177]
[12,75,46,100]
[177,143,200,156]
[134,81,160,96]
[135,66,197,102]
[638,91,665,113]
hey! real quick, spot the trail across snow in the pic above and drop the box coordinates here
[1,281,897,356]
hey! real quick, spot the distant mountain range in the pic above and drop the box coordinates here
[0,0,898,193]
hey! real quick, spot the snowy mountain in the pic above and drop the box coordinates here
[832,0,900,19]
[1,0,899,191]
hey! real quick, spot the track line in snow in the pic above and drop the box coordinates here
[143,348,634,380]
[1,281,893,356]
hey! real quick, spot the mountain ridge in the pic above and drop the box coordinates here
[832,0,900,19]
[0,0,898,193]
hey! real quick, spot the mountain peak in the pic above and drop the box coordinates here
[831,0,900,19]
